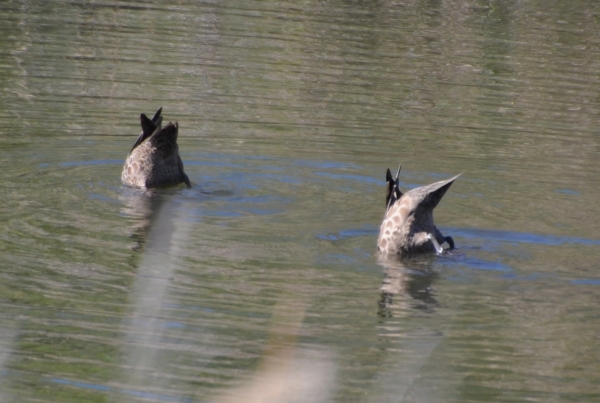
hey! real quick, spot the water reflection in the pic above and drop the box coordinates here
[371,254,453,403]
[119,187,168,251]
[377,254,439,318]
[119,187,196,401]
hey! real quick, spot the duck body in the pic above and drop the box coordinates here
[121,108,191,189]
[377,168,460,255]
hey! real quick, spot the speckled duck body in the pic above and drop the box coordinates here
[121,108,191,189]
[377,167,460,255]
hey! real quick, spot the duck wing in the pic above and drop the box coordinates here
[406,174,461,211]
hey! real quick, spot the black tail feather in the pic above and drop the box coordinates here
[128,108,163,155]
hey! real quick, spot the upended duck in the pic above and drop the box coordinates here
[377,166,460,255]
[121,108,191,188]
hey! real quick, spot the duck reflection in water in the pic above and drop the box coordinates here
[377,165,460,256]
[122,107,191,189]
[377,255,439,318]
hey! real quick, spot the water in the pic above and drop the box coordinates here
[1,0,600,402]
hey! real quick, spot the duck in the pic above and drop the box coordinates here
[121,108,191,188]
[377,166,460,255]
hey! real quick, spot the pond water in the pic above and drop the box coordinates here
[1,0,600,402]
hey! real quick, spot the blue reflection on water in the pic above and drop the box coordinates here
[318,226,600,247]
[571,279,600,285]
[293,160,356,169]
[51,378,110,392]
[60,159,123,167]
[320,226,600,276]
[500,273,543,281]
[555,188,580,195]
[316,226,377,241]
[314,171,382,184]
[445,227,600,246]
